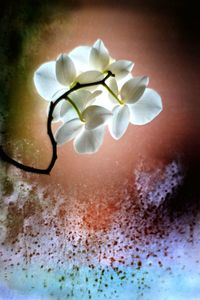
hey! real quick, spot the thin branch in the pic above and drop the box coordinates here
[0,71,114,175]
[0,101,56,175]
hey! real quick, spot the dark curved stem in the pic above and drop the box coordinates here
[0,71,114,175]
[0,101,57,175]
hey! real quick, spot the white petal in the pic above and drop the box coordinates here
[60,90,101,121]
[56,54,76,86]
[51,88,68,101]
[83,105,112,130]
[90,39,110,71]
[60,100,77,121]
[74,126,105,154]
[55,118,83,145]
[69,89,92,111]
[88,90,103,101]
[90,88,115,110]
[76,70,103,84]
[108,105,130,140]
[49,99,66,122]
[106,77,119,104]
[120,76,149,104]
[68,46,91,72]
[108,60,134,79]
[84,90,103,107]
[117,73,133,90]
[107,77,119,95]
[128,88,162,125]
[33,61,65,101]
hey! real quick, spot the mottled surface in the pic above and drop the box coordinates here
[0,159,200,300]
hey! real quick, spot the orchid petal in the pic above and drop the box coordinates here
[68,46,91,72]
[48,99,66,122]
[90,89,115,110]
[108,105,130,140]
[120,76,149,104]
[69,90,92,111]
[106,77,119,104]
[128,88,162,125]
[51,88,68,101]
[108,60,134,79]
[84,90,103,107]
[59,90,100,122]
[76,70,103,84]
[74,126,105,154]
[90,39,110,71]
[34,62,65,101]
[108,77,119,95]
[117,73,133,89]
[88,90,103,101]
[83,105,112,130]
[55,118,83,145]
[60,101,78,121]
[52,92,108,124]
[56,54,76,86]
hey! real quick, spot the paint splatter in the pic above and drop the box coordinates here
[1,158,200,299]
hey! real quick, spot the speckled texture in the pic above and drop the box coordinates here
[1,158,200,299]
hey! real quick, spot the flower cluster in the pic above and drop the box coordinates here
[34,39,162,154]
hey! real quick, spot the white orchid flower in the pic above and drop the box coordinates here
[55,104,112,154]
[67,39,134,80]
[34,53,103,102]
[33,39,163,155]
[108,77,162,139]
[89,39,134,80]
[50,89,101,123]
[33,39,133,103]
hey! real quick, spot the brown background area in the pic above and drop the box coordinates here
[1,0,200,206]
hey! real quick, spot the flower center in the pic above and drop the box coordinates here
[69,81,77,89]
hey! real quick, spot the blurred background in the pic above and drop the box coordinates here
[0,0,200,299]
